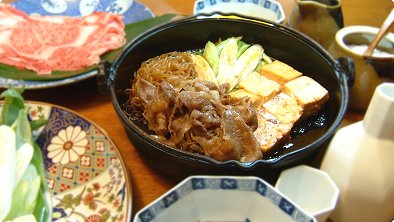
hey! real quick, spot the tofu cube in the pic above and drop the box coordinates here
[238,71,280,102]
[283,76,329,117]
[259,60,302,85]
[229,89,264,108]
[254,108,292,153]
[263,92,303,124]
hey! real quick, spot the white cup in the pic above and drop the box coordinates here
[275,165,340,222]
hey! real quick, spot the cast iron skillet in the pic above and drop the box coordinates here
[99,16,353,180]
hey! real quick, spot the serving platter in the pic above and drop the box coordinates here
[0,0,159,89]
[23,101,132,221]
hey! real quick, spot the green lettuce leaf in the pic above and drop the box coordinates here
[0,88,25,126]
[31,142,52,222]
[1,88,52,222]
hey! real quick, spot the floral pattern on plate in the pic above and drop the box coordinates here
[25,102,131,222]
[52,159,127,222]
[10,0,154,27]
[47,125,89,165]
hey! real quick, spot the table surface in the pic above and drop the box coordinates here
[6,0,393,219]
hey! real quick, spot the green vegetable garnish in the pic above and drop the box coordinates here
[216,37,239,85]
[202,41,220,76]
[236,40,251,58]
[0,87,51,222]
[199,37,267,92]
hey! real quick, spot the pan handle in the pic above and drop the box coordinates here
[97,61,114,95]
[336,56,355,88]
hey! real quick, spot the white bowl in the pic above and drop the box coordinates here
[193,0,285,24]
[134,176,316,222]
[275,165,339,222]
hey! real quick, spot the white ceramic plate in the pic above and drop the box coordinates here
[25,101,132,222]
[0,0,154,89]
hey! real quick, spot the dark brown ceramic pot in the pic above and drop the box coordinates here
[99,16,353,181]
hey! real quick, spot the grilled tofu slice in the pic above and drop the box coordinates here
[254,92,301,153]
[254,108,292,153]
[229,89,264,108]
[263,92,303,125]
[238,71,280,102]
[283,76,329,118]
[259,60,302,85]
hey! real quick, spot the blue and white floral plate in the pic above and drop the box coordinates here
[134,176,316,222]
[9,0,154,27]
[25,101,132,222]
[0,0,154,89]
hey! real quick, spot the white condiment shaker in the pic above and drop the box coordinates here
[320,82,394,222]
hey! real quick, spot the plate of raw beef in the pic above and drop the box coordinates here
[0,0,155,89]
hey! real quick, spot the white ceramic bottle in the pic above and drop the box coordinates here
[320,82,394,222]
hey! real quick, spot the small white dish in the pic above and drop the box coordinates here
[134,175,316,222]
[275,165,339,222]
[193,0,285,24]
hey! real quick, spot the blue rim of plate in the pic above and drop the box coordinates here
[0,0,154,90]
[0,100,133,221]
